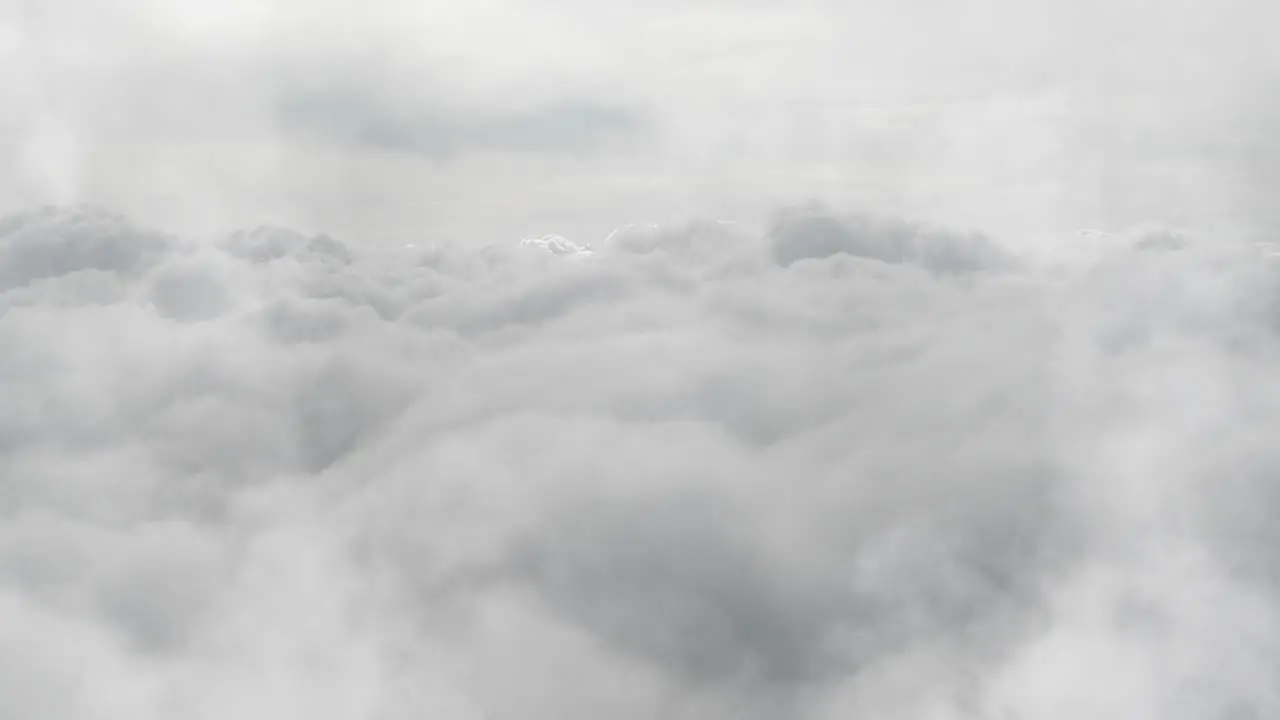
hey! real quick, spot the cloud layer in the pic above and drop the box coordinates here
[2,202,1278,718]
[8,0,1280,246]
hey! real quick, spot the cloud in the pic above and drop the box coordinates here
[3,201,1279,719]
[767,201,1015,273]
[281,88,642,160]
[11,0,1280,246]
[10,2,1280,715]
[0,205,174,292]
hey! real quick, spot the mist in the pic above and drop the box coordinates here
[3,2,1280,718]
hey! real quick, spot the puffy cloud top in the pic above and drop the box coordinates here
[0,205,173,291]
[1,203,1278,719]
[768,202,1014,273]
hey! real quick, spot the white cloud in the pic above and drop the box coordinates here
[7,1,1280,715]
[2,201,1279,718]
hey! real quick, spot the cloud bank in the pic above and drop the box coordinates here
[2,202,1278,719]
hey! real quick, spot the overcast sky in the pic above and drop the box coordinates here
[5,3,1280,719]
[6,0,1280,245]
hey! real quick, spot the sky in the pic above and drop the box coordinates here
[6,0,1280,244]
[4,2,1280,719]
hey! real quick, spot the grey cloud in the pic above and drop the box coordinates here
[148,262,231,323]
[405,258,634,336]
[9,3,1280,716]
[288,356,417,473]
[769,201,1015,274]
[2,204,1280,719]
[221,226,351,266]
[282,88,642,159]
[516,493,849,690]
[261,296,354,344]
[0,205,173,292]
[515,480,1063,697]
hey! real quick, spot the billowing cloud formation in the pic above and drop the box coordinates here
[768,201,1015,273]
[1,203,1278,719]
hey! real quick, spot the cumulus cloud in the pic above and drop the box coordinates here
[767,201,1015,273]
[2,199,1279,719]
[0,205,173,292]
